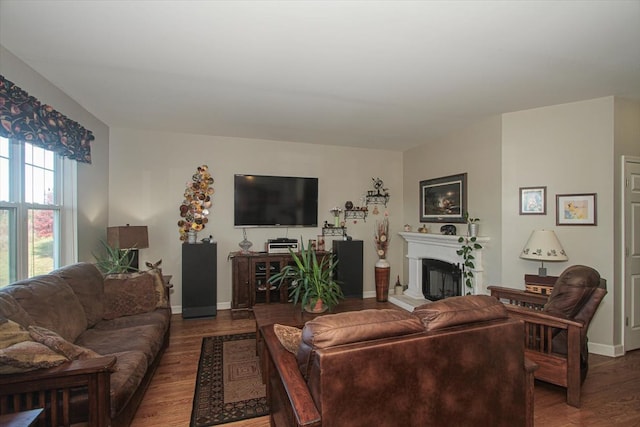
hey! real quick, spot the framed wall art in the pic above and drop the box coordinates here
[519,186,546,215]
[556,193,597,226]
[419,173,467,223]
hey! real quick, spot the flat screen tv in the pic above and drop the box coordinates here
[234,174,319,227]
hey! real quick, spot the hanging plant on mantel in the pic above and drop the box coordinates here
[177,165,214,241]
[457,236,482,293]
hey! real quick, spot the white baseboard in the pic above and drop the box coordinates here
[588,342,625,357]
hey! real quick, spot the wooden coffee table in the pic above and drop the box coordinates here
[253,297,400,378]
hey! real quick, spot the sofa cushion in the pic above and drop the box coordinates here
[75,323,166,366]
[544,265,601,318]
[274,324,302,354]
[412,295,508,331]
[103,272,157,320]
[93,308,171,332]
[52,262,105,327]
[297,309,424,379]
[0,293,34,328]
[4,275,88,342]
[0,341,68,374]
[108,351,148,418]
[28,325,101,360]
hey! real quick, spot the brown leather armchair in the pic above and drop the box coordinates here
[489,265,606,407]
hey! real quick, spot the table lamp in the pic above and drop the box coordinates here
[107,225,149,270]
[520,229,568,276]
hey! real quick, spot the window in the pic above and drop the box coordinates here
[0,137,66,286]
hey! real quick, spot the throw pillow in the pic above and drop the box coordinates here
[28,325,101,360]
[103,272,157,320]
[146,268,170,308]
[0,318,31,348]
[273,324,302,354]
[0,341,68,374]
[412,295,507,331]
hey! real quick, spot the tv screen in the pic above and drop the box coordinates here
[234,174,319,227]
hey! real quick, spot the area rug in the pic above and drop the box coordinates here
[190,332,269,426]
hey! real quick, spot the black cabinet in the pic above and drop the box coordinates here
[182,242,217,318]
[332,240,363,298]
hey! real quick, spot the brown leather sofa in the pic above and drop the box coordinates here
[0,262,171,427]
[262,295,537,427]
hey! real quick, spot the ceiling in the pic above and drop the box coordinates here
[1,1,639,151]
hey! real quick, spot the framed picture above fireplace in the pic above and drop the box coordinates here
[419,173,467,223]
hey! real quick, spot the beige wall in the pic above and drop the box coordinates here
[403,96,640,356]
[108,128,403,310]
[502,97,617,354]
[0,46,110,262]
[402,116,503,287]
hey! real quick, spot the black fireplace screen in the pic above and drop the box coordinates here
[422,259,462,301]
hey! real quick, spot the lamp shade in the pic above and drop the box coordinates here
[520,229,568,262]
[107,225,149,249]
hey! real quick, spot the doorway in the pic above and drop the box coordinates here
[623,155,640,351]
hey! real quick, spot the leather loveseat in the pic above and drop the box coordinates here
[0,262,171,427]
[262,295,537,427]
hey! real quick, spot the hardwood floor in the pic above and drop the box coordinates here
[132,307,640,427]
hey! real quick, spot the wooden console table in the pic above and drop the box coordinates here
[229,251,330,318]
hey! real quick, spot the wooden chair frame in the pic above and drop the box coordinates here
[489,283,606,408]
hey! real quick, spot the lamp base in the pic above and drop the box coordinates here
[538,266,548,277]
[125,249,139,272]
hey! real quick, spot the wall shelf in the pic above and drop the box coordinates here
[322,226,346,236]
[366,193,390,207]
[344,209,368,222]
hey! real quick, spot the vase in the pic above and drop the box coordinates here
[187,230,198,244]
[304,299,328,313]
[468,223,479,238]
[375,258,391,302]
[238,228,253,253]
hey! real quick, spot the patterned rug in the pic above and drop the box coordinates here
[190,333,269,426]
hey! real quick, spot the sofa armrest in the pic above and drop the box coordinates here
[0,355,116,427]
[262,325,321,427]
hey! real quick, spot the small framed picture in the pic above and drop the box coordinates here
[556,193,597,226]
[519,186,546,215]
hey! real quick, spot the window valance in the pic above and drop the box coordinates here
[0,75,93,163]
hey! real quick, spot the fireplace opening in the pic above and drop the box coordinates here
[422,259,462,301]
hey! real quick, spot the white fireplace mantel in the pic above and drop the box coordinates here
[389,232,490,311]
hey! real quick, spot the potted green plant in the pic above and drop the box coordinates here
[268,241,344,313]
[456,236,482,294]
[464,212,480,237]
[93,240,137,274]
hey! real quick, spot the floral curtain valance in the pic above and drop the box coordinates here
[0,75,93,163]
